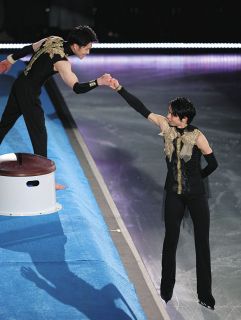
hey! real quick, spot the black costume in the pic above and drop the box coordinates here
[117,86,218,309]
[0,37,97,157]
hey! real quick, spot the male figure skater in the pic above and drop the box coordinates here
[109,78,218,310]
[0,26,111,188]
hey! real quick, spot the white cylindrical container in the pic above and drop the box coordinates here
[0,153,62,216]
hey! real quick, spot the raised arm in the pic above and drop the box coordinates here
[0,38,47,74]
[109,78,169,132]
[54,60,111,94]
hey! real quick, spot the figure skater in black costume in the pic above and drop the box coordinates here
[109,78,218,310]
[0,26,111,189]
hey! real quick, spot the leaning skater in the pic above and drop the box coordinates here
[0,25,111,189]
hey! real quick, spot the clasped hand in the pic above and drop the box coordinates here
[96,73,120,90]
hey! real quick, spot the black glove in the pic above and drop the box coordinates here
[201,152,218,178]
[117,87,151,119]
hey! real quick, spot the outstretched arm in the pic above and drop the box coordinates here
[109,78,169,132]
[196,132,218,177]
[54,60,111,93]
[0,38,46,74]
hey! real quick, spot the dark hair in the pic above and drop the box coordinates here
[169,97,196,124]
[67,25,98,46]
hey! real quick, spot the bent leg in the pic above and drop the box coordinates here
[0,90,21,144]
[22,97,47,157]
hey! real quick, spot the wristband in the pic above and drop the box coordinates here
[73,80,98,94]
[115,85,122,91]
[89,79,98,87]
[7,54,16,64]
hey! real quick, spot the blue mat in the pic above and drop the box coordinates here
[0,56,146,320]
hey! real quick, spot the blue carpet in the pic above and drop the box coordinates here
[0,56,146,320]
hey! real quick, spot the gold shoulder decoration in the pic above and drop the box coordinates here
[159,118,170,135]
[24,36,66,75]
[159,126,177,161]
[179,129,201,162]
[160,127,201,162]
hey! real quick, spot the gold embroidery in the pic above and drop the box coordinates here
[24,36,66,75]
[159,118,170,135]
[176,135,182,194]
[159,126,201,194]
[160,127,176,161]
[179,129,200,162]
[160,128,200,162]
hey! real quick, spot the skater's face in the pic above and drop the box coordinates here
[71,42,92,59]
[167,106,187,127]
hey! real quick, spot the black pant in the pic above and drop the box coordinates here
[0,79,47,157]
[161,192,213,301]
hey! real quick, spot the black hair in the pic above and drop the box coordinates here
[169,97,196,124]
[67,25,98,46]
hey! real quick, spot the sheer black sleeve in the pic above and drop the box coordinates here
[201,153,218,178]
[11,45,34,61]
[117,86,151,118]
